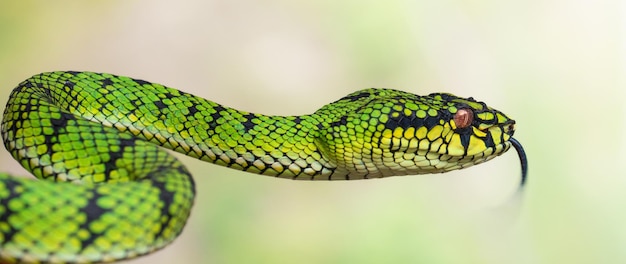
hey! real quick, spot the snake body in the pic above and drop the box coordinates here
[0,71,526,263]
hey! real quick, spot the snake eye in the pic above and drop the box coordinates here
[454,108,473,129]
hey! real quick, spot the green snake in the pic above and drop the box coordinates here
[0,71,527,263]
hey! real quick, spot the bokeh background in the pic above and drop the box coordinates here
[1,0,624,263]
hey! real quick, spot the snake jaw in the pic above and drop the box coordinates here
[473,117,527,187]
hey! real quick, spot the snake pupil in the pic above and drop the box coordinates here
[454,108,473,129]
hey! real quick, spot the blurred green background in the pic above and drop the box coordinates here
[1,1,624,263]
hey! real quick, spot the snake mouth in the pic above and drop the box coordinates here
[506,123,516,137]
[478,119,526,188]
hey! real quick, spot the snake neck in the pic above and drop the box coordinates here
[10,72,346,180]
[168,107,339,179]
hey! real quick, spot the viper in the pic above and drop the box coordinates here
[0,71,527,263]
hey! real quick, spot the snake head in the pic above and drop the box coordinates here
[427,93,516,157]
[317,88,520,179]
[426,93,527,186]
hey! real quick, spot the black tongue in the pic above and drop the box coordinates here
[509,137,528,187]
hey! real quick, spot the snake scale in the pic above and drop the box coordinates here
[0,71,527,263]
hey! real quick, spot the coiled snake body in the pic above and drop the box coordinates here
[0,72,527,263]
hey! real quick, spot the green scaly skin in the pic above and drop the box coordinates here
[0,71,519,263]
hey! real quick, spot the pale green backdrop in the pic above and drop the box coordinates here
[1,1,624,263]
